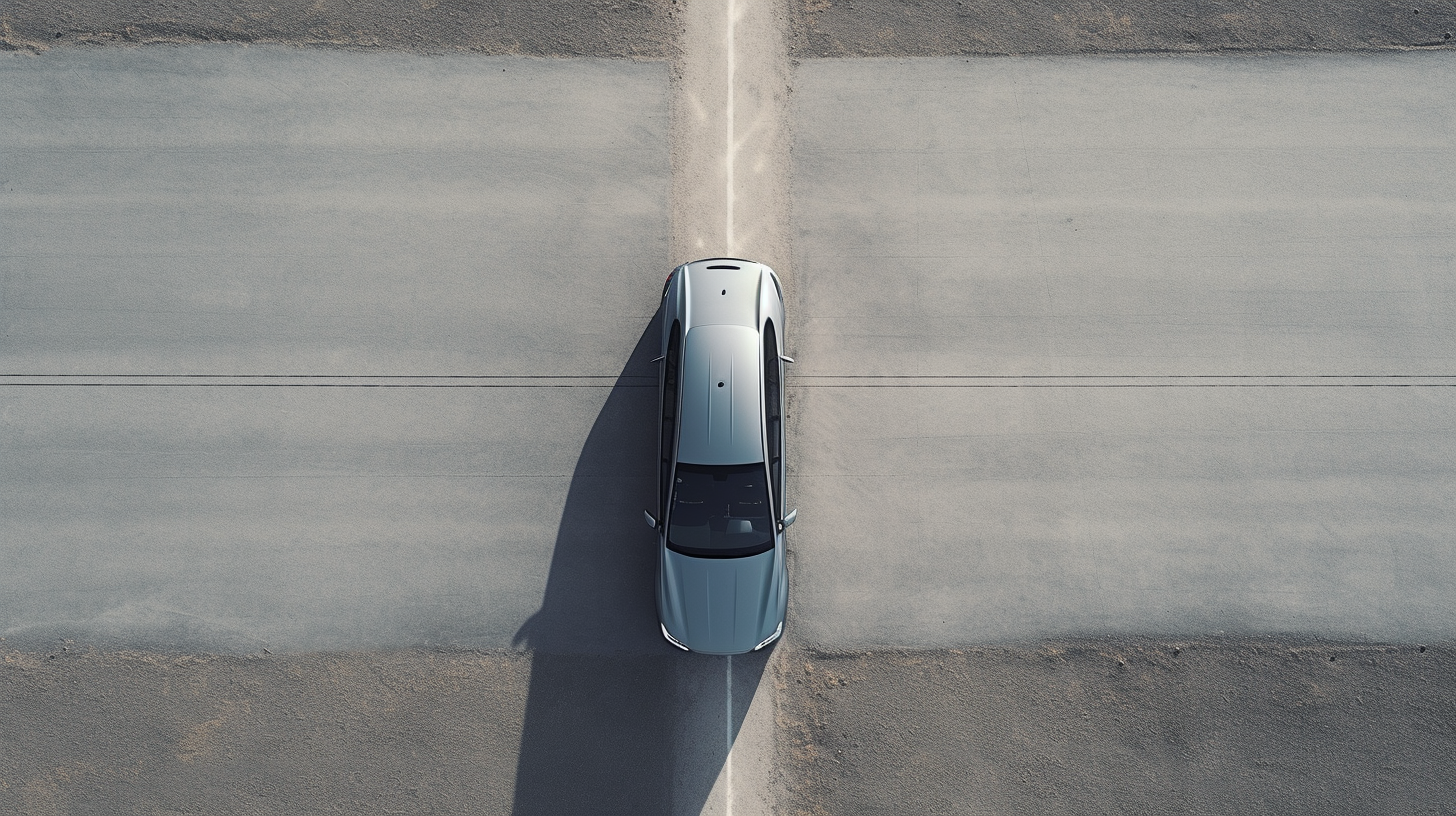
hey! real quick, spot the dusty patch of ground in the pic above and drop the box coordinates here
[787,0,1456,56]
[0,0,674,56]
[776,639,1456,816]
[13,0,1453,58]
[0,646,709,816]
[0,647,534,814]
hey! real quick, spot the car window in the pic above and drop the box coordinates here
[667,463,773,558]
[763,319,783,515]
[659,321,682,516]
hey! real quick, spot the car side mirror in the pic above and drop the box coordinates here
[644,510,659,530]
[779,509,797,530]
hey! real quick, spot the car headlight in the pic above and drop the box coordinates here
[661,623,690,651]
[753,621,784,651]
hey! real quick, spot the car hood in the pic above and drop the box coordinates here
[660,547,781,655]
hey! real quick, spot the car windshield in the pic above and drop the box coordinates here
[667,463,773,558]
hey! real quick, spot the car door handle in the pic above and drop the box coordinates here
[780,355,795,363]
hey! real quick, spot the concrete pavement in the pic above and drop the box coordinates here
[788,53,1456,648]
[1,45,671,652]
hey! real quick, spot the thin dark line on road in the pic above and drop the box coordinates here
[82,474,580,479]
[794,383,1456,388]
[791,374,1456,388]
[3,375,1453,389]
[0,383,653,388]
[0,374,658,388]
[6,383,1452,389]
[792,374,1456,379]
[4,374,633,379]
[9,374,1451,379]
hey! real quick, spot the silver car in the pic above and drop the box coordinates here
[645,258,796,654]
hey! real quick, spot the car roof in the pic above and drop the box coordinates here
[676,324,764,465]
[681,264,764,331]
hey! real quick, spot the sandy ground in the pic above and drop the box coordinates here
[8,0,1454,57]
[0,0,675,56]
[776,640,1456,816]
[787,0,1456,56]
[7,639,1452,815]
[0,649,532,814]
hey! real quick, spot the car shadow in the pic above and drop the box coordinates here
[509,314,768,815]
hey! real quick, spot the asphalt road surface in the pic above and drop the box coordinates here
[3,3,1456,815]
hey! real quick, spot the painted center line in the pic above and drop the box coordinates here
[726,653,734,816]
[725,0,737,254]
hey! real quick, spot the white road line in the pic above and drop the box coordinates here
[725,654,734,816]
[724,0,737,253]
